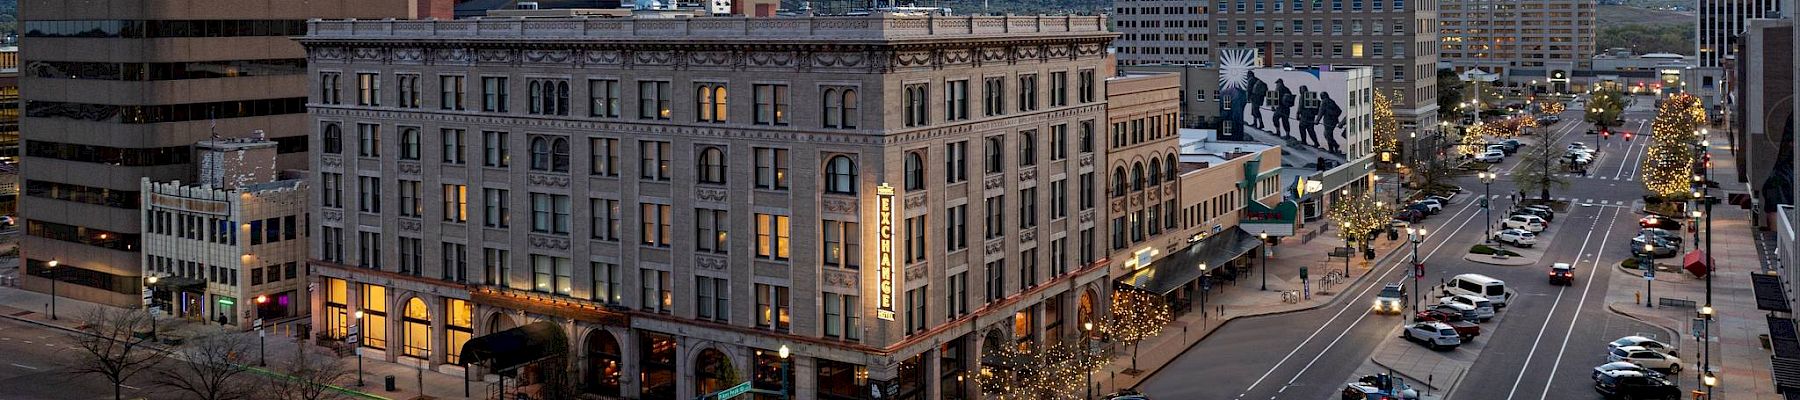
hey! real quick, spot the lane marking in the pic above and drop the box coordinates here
[8,363,37,370]
[1537,206,1624,399]
[1235,199,1485,397]
[1502,202,1611,400]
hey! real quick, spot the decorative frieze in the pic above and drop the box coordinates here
[904,193,928,210]
[696,187,729,204]
[1079,209,1094,225]
[822,268,859,291]
[984,238,1005,256]
[694,254,729,272]
[524,49,573,64]
[1019,228,1037,244]
[1018,166,1037,182]
[527,173,571,189]
[822,196,858,215]
[398,218,422,233]
[528,234,572,251]
[984,174,1005,190]
[322,209,344,222]
[397,161,422,175]
[904,262,928,282]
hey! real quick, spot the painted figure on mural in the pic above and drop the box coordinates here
[1296,86,1319,148]
[1246,71,1269,130]
[1272,79,1295,139]
[1320,91,1344,154]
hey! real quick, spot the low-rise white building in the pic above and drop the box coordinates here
[140,137,309,330]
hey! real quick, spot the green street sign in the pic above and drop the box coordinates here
[717,382,752,400]
[1300,266,1309,280]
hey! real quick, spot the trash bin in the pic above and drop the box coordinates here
[385,375,396,392]
[1364,248,1376,260]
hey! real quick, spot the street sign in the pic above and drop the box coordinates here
[1644,265,1656,280]
[254,318,264,331]
[1691,318,1707,340]
[716,382,752,400]
[1299,266,1309,281]
[346,324,360,346]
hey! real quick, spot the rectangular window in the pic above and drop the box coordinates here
[356,123,380,157]
[755,284,791,331]
[590,138,619,176]
[442,184,467,223]
[1020,248,1038,289]
[985,260,1005,302]
[398,237,422,276]
[754,84,789,125]
[637,80,671,120]
[397,180,421,217]
[755,214,791,260]
[1078,70,1097,103]
[529,193,571,234]
[482,188,509,228]
[481,77,507,112]
[1019,130,1037,166]
[984,196,1005,239]
[1050,179,1067,219]
[822,220,860,269]
[696,276,730,322]
[321,173,343,208]
[640,269,672,313]
[640,203,672,247]
[1079,228,1095,265]
[982,77,1005,116]
[1017,74,1038,112]
[1080,120,1095,153]
[1019,188,1037,228]
[695,208,729,254]
[945,80,970,121]
[482,131,509,167]
[823,293,861,341]
[947,272,968,318]
[946,204,967,251]
[906,287,928,333]
[904,215,927,263]
[638,140,671,181]
[357,231,381,269]
[357,176,381,213]
[530,255,571,294]
[591,198,620,241]
[1050,237,1068,276]
[589,79,621,118]
[591,262,621,304]
[1079,172,1094,210]
[1049,71,1068,107]
[945,141,968,183]
[441,242,467,283]
[440,128,465,165]
[483,247,510,287]
[321,227,344,263]
[357,72,380,106]
[439,75,464,110]
[754,147,789,189]
[1050,124,1067,161]
[903,83,929,127]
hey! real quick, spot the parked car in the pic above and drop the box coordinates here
[1103,389,1152,400]
[1427,303,1480,322]
[1394,209,1425,224]
[1638,228,1683,245]
[1523,204,1556,218]
[1501,139,1525,151]
[1405,202,1434,215]
[1502,215,1548,232]
[1609,336,1678,357]
[1594,370,1680,399]
[1549,263,1576,285]
[1475,150,1506,163]
[1640,215,1684,230]
[1512,207,1554,222]
[1412,199,1443,214]
[1493,229,1538,247]
[1487,144,1510,155]
[1439,294,1496,321]
[1592,361,1666,382]
[1631,236,1679,258]
[1375,284,1407,314]
[1607,346,1683,373]
[1402,322,1464,350]
[1413,310,1481,340]
[1425,195,1453,205]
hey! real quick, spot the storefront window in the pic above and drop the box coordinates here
[584,330,622,396]
[816,358,867,400]
[324,278,349,339]
[693,348,733,396]
[402,297,429,358]
[940,338,968,400]
[752,348,795,399]
[639,332,677,400]
[359,284,387,349]
[894,352,927,400]
[445,298,471,364]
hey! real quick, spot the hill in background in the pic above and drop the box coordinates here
[1596,5,1694,55]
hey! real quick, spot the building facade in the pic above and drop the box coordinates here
[302,15,1131,400]
[1697,0,1785,67]
[140,138,310,330]
[1437,0,1596,91]
[17,0,430,307]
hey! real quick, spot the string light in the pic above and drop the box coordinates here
[1642,93,1708,199]
[1329,191,1390,244]
[1373,91,1400,156]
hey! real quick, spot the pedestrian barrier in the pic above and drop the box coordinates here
[1282,290,1302,304]
[1657,297,1697,309]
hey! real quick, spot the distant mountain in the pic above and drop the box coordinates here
[807,0,1109,15]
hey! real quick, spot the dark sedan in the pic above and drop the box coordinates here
[1639,215,1683,230]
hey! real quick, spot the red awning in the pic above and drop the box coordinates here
[1683,249,1711,278]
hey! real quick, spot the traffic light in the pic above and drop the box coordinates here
[1602,131,1611,140]
[1624,132,1634,141]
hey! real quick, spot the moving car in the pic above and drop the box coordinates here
[1594,370,1681,399]
[1607,346,1683,373]
[1609,336,1678,357]
[1502,215,1548,232]
[1593,362,1666,382]
[1638,228,1683,245]
[1103,389,1152,400]
[1439,294,1496,321]
[1475,150,1505,163]
[1375,284,1407,314]
[1445,274,1510,307]
[1413,310,1481,340]
[1631,236,1679,258]
[1402,322,1464,350]
[1341,374,1421,400]
[1493,229,1538,247]
[1549,263,1576,285]
[1640,215,1684,230]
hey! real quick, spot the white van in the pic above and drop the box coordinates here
[1445,273,1509,308]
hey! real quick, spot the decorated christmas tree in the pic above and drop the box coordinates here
[1641,93,1708,199]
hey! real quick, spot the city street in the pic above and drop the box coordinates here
[0,316,167,399]
[1139,98,1688,400]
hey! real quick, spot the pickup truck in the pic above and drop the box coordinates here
[1413,309,1481,340]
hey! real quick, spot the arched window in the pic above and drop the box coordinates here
[556,81,571,115]
[825,156,857,194]
[584,330,622,396]
[1112,167,1127,198]
[529,81,543,114]
[399,127,421,160]
[905,152,926,190]
[1165,154,1178,179]
[693,348,733,396]
[529,136,551,171]
[712,86,728,122]
[323,123,342,154]
[841,89,859,129]
[697,85,715,122]
[985,136,1004,173]
[1131,162,1145,192]
[551,138,570,172]
[823,88,841,128]
[698,147,726,184]
[1148,158,1162,186]
[401,298,429,358]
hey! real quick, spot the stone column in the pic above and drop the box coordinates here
[793,355,818,400]
[620,328,641,398]
[383,289,399,363]
[429,294,448,368]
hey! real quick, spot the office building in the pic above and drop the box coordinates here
[16,0,435,307]
[1697,0,1785,67]
[1437,0,1597,92]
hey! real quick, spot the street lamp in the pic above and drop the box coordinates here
[1478,172,1497,242]
[1084,322,1096,400]
[1699,304,1716,398]
[354,310,365,387]
[778,344,792,400]
[1642,243,1655,307]
[1407,228,1427,311]
[46,259,59,320]
[145,275,159,342]
[1259,231,1270,291]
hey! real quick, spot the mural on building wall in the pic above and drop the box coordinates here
[1221,48,1351,158]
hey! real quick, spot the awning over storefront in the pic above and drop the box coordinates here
[1682,249,1710,278]
[459,321,568,373]
[1769,317,1800,394]
[1754,272,1792,312]
[1122,227,1264,295]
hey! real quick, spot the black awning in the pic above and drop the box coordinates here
[1122,227,1264,296]
[1773,317,1800,393]
[459,321,569,373]
[1756,273,1793,312]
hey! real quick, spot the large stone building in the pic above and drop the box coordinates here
[1437,0,1597,92]
[1112,0,1441,132]
[16,0,435,307]
[1697,0,1785,67]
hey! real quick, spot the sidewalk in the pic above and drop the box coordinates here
[1602,128,1781,400]
[0,284,481,400]
[1099,211,1418,393]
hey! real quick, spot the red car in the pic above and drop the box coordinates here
[1639,215,1683,230]
[1414,310,1481,340]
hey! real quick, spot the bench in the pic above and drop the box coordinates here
[1327,247,1354,260]
[1658,297,1697,309]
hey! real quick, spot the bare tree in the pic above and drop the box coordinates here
[69,307,165,400]
[265,345,356,400]
[155,333,255,400]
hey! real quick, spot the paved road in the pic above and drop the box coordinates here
[0,316,166,400]
[1139,97,1685,400]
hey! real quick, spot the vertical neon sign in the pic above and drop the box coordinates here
[876,184,897,321]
